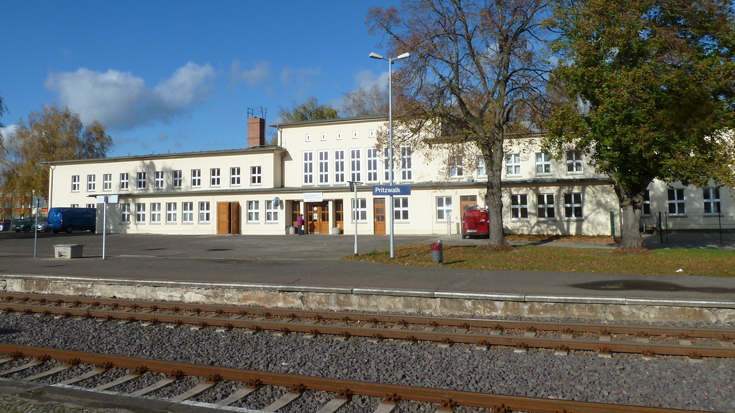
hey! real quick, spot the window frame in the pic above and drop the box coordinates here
[266,200,278,222]
[71,175,80,192]
[400,146,412,181]
[191,169,201,187]
[229,167,241,186]
[477,157,486,177]
[198,201,210,223]
[642,190,651,217]
[351,198,367,222]
[350,148,362,182]
[537,194,556,220]
[318,150,330,184]
[150,202,161,223]
[394,197,409,221]
[137,172,147,189]
[703,187,721,216]
[510,194,529,220]
[120,173,129,191]
[87,174,96,191]
[535,153,552,175]
[103,174,112,191]
[303,151,314,185]
[366,148,378,183]
[506,154,521,176]
[121,203,130,224]
[154,171,164,190]
[250,166,262,185]
[667,188,686,216]
[436,196,453,222]
[182,202,194,223]
[564,192,583,220]
[173,170,182,189]
[449,156,463,177]
[334,150,345,184]
[135,203,146,223]
[247,200,260,222]
[166,202,177,223]
[210,168,221,187]
[566,150,583,174]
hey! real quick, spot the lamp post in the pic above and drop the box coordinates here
[369,51,410,259]
[348,181,362,256]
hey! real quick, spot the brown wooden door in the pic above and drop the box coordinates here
[460,195,478,213]
[334,200,343,230]
[373,198,386,234]
[291,202,301,228]
[217,202,230,234]
[230,202,240,235]
[318,202,330,233]
[306,202,329,233]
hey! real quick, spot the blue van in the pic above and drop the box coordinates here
[47,207,97,234]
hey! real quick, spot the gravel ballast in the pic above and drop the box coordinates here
[0,313,733,412]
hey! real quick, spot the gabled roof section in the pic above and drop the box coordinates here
[44,145,286,166]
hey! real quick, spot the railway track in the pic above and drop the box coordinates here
[0,343,718,413]
[0,292,733,360]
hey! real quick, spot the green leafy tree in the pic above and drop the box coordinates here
[1,104,114,199]
[368,0,551,248]
[545,0,735,249]
[278,97,339,123]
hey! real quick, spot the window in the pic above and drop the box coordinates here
[536,153,551,175]
[166,202,177,223]
[321,133,326,141]
[182,202,194,223]
[703,188,720,215]
[266,200,278,222]
[351,198,367,221]
[369,130,376,138]
[120,173,129,190]
[191,169,201,187]
[510,194,529,220]
[87,175,96,191]
[103,174,112,191]
[199,201,210,222]
[137,172,147,189]
[71,175,80,192]
[318,151,329,184]
[305,134,311,142]
[566,150,583,173]
[537,194,555,220]
[352,131,358,139]
[401,146,412,181]
[250,166,261,185]
[334,150,345,184]
[350,149,361,182]
[384,148,391,181]
[210,168,220,186]
[86,203,95,209]
[394,197,409,221]
[121,204,130,223]
[642,190,651,216]
[337,132,342,140]
[303,152,313,184]
[155,171,164,189]
[150,203,161,223]
[366,148,378,183]
[449,156,463,177]
[230,167,240,186]
[173,170,182,188]
[506,154,521,175]
[478,157,486,176]
[247,200,259,222]
[564,193,583,219]
[436,196,453,221]
[136,203,146,223]
[71,204,79,208]
[667,189,686,215]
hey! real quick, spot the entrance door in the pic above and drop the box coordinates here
[373,198,386,234]
[334,200,344,231]
[306,202,330,234]
[460,195,478,212]
[217,202,240,234]
[291,202,301,228]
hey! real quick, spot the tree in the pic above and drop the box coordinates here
[341,84,388,117]
[545,0,735,250]
[1,104,114,199]
[368,0,551,248]
[277,97,339,123]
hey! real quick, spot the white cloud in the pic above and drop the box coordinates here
[0,124,18,138]
[45,62,216,131]
[354,69,389,93]
[280,67,321,99]
[230,60,272,87]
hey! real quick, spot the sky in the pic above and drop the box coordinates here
[0,1,398,157]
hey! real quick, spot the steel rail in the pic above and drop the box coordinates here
[0,343,713,413]
[2,303,733,358]
[1,292,732,339]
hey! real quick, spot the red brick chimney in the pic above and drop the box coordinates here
[247,117,265,147]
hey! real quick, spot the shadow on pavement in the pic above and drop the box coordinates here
[571,279,735,294]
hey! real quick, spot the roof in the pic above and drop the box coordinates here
[269,115,386,128]
[44,145,287,166]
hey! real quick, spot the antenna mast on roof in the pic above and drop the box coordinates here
[247,107,266,122]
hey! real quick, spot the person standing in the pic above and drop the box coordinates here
[297,213,304,235]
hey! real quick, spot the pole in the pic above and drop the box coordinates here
[102,199,107,260]
[33,199,39,258]
[388,58,395,259]
[354,184,358,256]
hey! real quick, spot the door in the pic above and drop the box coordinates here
[334,200,344,231]
[229,202,240,235]
[291,202,301,228]
[217,202,230,234]
[306,202,330,234]
[373,198,386,234]
[460,195,478,228]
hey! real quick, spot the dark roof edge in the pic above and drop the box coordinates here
[269,115,386,128]
[44,146,287,166]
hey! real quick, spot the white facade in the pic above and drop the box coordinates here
[47,116,734,236]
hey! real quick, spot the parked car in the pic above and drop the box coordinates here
[0,220,10,231]
[47,207,96,234]
[461,206,489,239]
[13,218,33,233]
[31,219,49,232]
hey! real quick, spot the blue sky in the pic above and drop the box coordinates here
[1,1,398,157]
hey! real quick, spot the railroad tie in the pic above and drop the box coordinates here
[373,402,397,413]
[0,359,42,376]
[262,391,302,412]
[0,357,15,366]
[131,378,177,396]
[94,373,139,391]
[59,368,105,385]
[171,381,215,401]
[22,365,70,381]
[215,386,258,406]
[315,398,349,413]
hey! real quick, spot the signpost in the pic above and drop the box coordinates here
[96,195,119,259]
[372,186,411,256]
[32,197,45,258]
[348,181,361,256]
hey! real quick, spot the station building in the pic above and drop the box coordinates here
[46,116,734,236]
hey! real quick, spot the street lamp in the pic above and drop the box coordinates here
[369,51,410,259]
[348,180,362,256]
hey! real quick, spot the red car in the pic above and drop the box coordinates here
[461,207,489,238]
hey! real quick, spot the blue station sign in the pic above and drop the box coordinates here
[372,185,412,196]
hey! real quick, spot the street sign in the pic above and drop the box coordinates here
[32,197,46,208]
[96,195,119,204]
[372,185,411,196]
